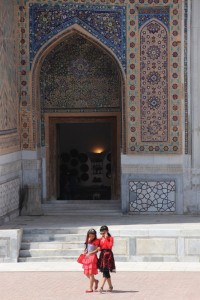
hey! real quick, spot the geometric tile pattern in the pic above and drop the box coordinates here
[17,0,183,154]
[29,3,126,69]
[0,178,20,217]
[129,180,176,213]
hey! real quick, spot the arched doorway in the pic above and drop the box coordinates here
[32,27,125,204]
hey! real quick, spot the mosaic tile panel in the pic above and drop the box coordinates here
[0,0,20,154]
[129,180,176,213]
[140,14,169,142]
[40,35,121,111]
[29,3,126,69]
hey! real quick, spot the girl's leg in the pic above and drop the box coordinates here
[89,274,95,291]
[99,271,108,293]
[107,276,113,291]
[99,277,107,292]
[93,277,99,290]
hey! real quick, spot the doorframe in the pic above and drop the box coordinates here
[45,112,121,201]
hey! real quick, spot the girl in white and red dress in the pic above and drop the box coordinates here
[82,228,99,293]
[98,225,116,293]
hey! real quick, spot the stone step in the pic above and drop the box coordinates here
[42,200,121,215]
[43,206,121,210]
[22,233,85,243]
[21,241,84,250]
[43,202,120,206]
[18,256,77,262]
[19,249,82,257]
[43,200,120,205]
[42,210,122,216]
[22,228,89,234]
[18,255,128,263]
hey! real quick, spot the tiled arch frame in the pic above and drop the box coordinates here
[30,24,127,152]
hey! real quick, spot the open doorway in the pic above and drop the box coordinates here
[47,115,120,201]
[58,121,112,200]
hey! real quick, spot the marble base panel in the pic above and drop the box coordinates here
[0,229,22,262]
[121,172,183,215]
[112,229,200,262]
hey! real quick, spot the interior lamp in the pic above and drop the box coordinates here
[92,147,104,154]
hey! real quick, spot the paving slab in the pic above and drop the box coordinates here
[0,271,199,300]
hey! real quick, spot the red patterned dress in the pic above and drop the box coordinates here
[82,239,99,275]
[98,236,116,272]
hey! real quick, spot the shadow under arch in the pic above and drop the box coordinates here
[31,24,126,150]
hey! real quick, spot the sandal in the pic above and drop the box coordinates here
[107,286,113,292]
[85,290,93,293]
[94,280,99,291]
[99,287,103,293]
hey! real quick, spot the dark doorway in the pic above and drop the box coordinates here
[57,121,114,200]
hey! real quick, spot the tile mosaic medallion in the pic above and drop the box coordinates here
[0,0,20,154]
[17,0,184,154]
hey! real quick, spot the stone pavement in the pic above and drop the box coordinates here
[2,214,200,230]
[0,262,200,299]
[0,268,200,300]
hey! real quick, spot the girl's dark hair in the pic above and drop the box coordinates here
[100,225,111,237]
[84,228,97,247]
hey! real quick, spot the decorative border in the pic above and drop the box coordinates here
[184,0,189,154]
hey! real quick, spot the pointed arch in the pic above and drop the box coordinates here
[30,24,126,150]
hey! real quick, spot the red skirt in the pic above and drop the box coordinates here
[82,254,98,275]
[98,249,116,272]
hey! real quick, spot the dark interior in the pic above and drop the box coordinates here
[58,122,112,200]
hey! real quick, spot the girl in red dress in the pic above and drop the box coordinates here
[97,225,116,293]
[82,228,99,293]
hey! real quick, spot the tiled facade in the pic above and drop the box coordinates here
[18,0,182,154]
[2,0,200,217]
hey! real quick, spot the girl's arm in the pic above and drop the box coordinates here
[85,247,99,256]
[87,247,99,255]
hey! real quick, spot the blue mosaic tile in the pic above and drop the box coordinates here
[29,3,126,69]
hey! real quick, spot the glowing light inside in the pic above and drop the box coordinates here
[92,147,104,154]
